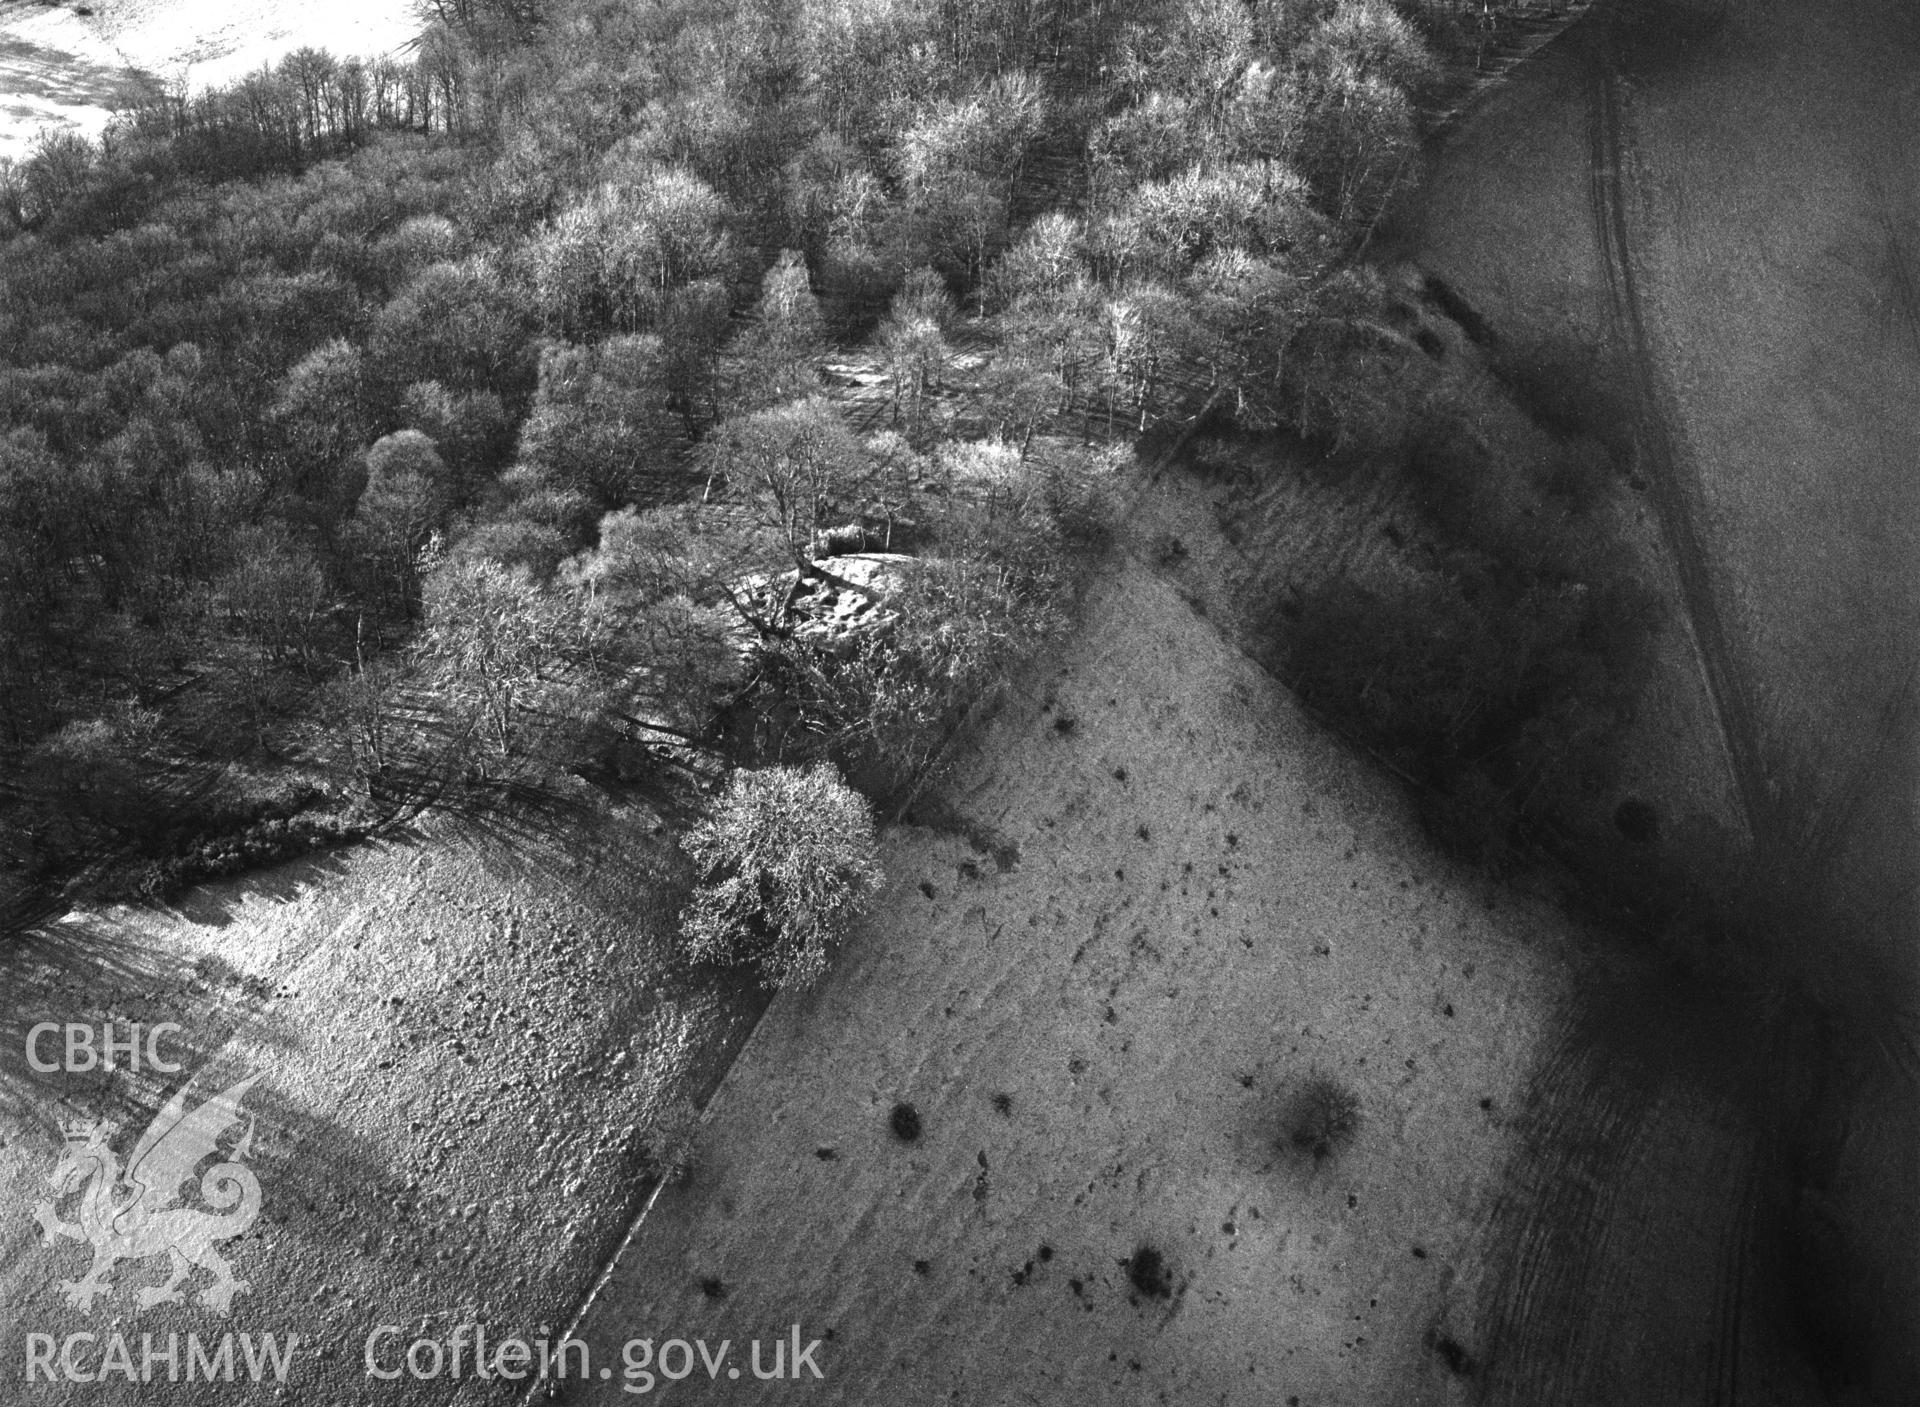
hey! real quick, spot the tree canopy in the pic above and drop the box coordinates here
[0,0,1560,916]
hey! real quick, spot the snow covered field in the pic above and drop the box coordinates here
[0,0,416,158]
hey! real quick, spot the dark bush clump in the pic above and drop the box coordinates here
[1427,1328,1478,1377]
[1281,559,1655,866]
[1287,1073,1362,1161]
[889,1102,923,1142]
[1125,1244,1172,1299]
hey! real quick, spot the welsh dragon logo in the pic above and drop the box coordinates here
[33,1074,263,1314]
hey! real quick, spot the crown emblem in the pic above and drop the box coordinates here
[36,1075,263,1315]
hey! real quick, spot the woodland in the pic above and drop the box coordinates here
[0,0,1644,933]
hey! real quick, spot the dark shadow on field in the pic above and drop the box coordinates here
[0,31,153,111]
[155,844,362,930]
[0,908,304,1131]
[1466,956,1798,1404]
[1388,2,1920,1393]
[90,756,698,936]
[1469,872,1920,1404]
[1463,668,1920,1404]
[3,1077,469,1396]
[434,773,703,909]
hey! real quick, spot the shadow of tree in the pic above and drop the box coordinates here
[0,761,754,1404]
[0,909,303,1130]
[153,844,366,932]
[5,1077,437,1396]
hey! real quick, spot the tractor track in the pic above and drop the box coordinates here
[1472,1014,1651,1403]
[1472,972,1797,1406]
[1467,38,1919,1397]
[1584,42,1767,1404]
[1464,34,1801,1406]
[1587,47,1773,849]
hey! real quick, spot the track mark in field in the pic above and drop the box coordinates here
[1472,978,1791,1407]
[1586,48,1771,848]
[1466,43,1789,1407]
[1867,175,1920,360]
[1472,1014,1650,1404]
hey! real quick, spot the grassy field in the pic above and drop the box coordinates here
[0,801,761,1403]
[1624,6,1920,1387]
[1626,0,1920,849]
[562,555,1580,1404]
[1394,1,1920,1396]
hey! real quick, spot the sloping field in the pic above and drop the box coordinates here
[0,1,147,155]
[0,806,755,1402]
[1390,29,1745,851]
[1399,0,1920,1396]
[1620,6,1920,1386]
[1112,446,1832,1406]
[561,560,1578,1404]
[79,0,415,77]
[1401,34,1609,350]
[0,0,415,157]
[1625,0,1920,853]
